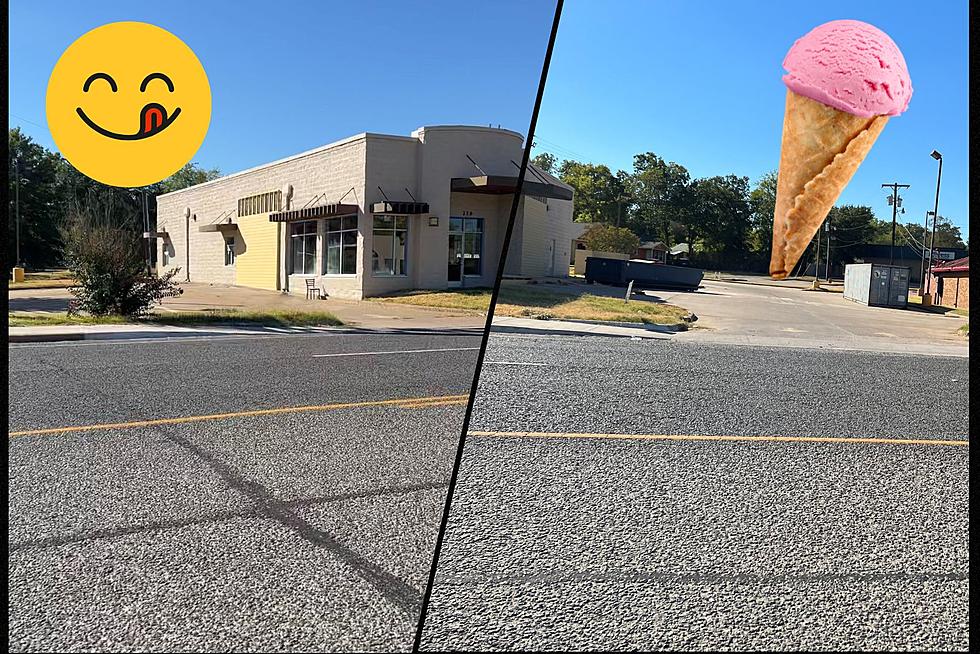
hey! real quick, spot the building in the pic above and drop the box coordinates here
[846,244,967,285]
[927,256,969,310]
[154,125,573,300]
[634,241,668,263]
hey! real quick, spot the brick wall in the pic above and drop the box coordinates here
[930,271,969,310]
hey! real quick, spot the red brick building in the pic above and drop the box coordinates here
[928,256,969,309]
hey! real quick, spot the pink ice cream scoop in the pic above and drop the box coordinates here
[782,19,912,117]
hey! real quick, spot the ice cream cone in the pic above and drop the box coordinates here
[769,90,888,279]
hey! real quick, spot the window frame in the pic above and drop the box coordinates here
[289,221,317,275]
[323,214,359,276]
[371,215,409,277]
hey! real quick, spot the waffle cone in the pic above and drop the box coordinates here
[770,90,888,279]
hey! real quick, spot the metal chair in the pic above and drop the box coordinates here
[305,278,320,300]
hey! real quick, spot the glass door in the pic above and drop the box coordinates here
[449,217,483,286]
[448,232,463,285]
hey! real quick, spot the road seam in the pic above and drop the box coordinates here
[467,431,969,447]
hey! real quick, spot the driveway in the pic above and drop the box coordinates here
[653,279,966,354]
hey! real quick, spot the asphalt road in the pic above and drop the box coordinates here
[420,333,970,651]
[8,332,480,652]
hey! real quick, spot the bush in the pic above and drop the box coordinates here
[582,223,641,255]
[61,193,182,317]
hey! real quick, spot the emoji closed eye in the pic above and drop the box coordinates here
[140,72,174,92]
[83,72,117,93]
[76,71,180,141]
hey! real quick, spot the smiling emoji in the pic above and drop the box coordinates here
[46,21,210,187]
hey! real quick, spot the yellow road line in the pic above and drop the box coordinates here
[9,394,470,438]
[467,431,968,447]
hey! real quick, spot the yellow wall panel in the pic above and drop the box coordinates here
[235,213,280,290]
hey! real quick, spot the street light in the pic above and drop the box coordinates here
[925,150,943,297]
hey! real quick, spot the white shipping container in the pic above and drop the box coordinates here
[843,263,910,308]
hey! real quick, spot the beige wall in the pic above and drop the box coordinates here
[155,126,573,298]
[156,135,367,298]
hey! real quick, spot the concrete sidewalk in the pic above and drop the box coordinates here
[8,282,487,338]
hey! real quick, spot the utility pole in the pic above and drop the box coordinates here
[824,213,832,281]
[881,182,910,266]
[14,157,21,266]
[925,151,943,296]
[813,226,821,282]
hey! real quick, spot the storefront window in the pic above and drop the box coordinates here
[290,221,316,274]
[372,215,408,276]
[324,215,358,275]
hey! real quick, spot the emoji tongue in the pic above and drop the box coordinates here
[141,104,166,135]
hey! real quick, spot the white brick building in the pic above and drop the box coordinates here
[154,125,574,300]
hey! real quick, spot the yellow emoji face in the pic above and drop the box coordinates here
[46,21,211,187]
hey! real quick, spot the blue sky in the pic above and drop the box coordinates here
[9,0,555,174]
[533,1,969,240]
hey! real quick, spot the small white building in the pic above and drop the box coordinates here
[154,125,574,299]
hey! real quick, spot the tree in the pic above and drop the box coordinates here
[530,152,558,175]
[626,153,692,245]
[557,160,627,224]
[748,170,778,254]
[61,191,182,316]
[689,174,752,257]
[896,215,967,250]
[581,223,641,255]
[8,128,65,268]
[157,162,221,195]
[826,205,878,268]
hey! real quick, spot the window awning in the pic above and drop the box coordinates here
[451,175,573,201]
[370,201,430,215]
[198,223,237,233]
[268,203,359,222]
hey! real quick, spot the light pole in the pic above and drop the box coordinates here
[919,210,933,295]
[925,150,943,297]
[14,156,21,267]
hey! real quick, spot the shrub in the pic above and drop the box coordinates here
[581,223,641,255]
[61,193,182,317]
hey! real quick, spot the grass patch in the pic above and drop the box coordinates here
[8,313,129,327]
[152,309,343,327]
[372,284,691,326]
[9,309,343,328]
[958,323,969,337]
[9,270,75,290]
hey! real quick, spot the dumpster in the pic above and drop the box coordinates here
[584,257,703,291]
[584,256,626,285]
[843,263,910,308]
[624,260,703,291]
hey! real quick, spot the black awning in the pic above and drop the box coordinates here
[451,175,573,201]
[370,201,430,215]
[268,203,359,222]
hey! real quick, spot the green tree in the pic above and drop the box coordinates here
[8,128,65,268]
[748,170,778,254]
[689,174,752,256]
[157,161,221,195]
[530,152,558,175]
[826,205,878,267]
[626,153,692,245]
[896,215,967,249]
[581,223,641,255]
[557,160,628,224]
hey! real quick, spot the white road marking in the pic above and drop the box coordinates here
[312,347,480,358]
[484,361,549,366]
